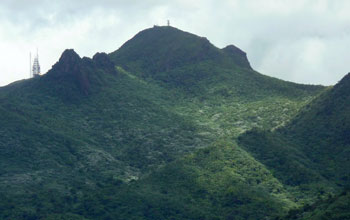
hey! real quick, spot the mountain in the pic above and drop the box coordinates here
[110,26,324,140]
[110,26,251,75]
[109,26,322,99]
[0,26,336,219]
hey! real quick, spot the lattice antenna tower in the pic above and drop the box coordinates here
[32,49,41,77]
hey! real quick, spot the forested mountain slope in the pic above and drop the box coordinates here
[110,26,324,139]
[238,73,350,202]
[0,26,334,219]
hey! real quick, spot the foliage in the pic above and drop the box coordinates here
[279,189,350,220]
[238,73,350,204]
[2,26,347,220]
[0,141,295,220]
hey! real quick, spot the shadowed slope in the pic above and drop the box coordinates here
[238,73,350,200]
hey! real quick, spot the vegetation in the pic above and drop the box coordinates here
[279,189,350,220]
[238,73,350,197]
[0,26,348,219]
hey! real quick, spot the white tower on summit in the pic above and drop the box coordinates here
[32,50,41,77]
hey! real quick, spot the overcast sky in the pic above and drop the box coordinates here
[1,0,349,86]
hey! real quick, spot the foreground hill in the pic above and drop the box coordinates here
[238,73,350,203]
[0,26,329,219]
[63,73,347,220]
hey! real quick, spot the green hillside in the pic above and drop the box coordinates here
[106,140,296,220]
[0,26,340,219]
[111,26,324,139]
[0,141,296,220]
[238,73,350,203]
[0,49,212,196]
[280,189,350,220]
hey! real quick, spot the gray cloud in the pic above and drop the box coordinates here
[1,0,349,86]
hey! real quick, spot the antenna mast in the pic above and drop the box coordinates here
[167,20,170,26]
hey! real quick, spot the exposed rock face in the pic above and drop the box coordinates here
[44,49,118,97]
[46,49,90,95]
[222,45,252,69]
[45,49,117,97]
[54,49,82,75]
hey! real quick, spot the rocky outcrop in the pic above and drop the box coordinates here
[222,45,252,69]
[55,49,82,74]
[45,49,117,97]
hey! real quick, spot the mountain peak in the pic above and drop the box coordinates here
[43,49,119,98]
[143,25,200,36]
[49,50,117,78]
[49,49,82,77]
[109,26,221,78]
[114,25,214,55]
[59,49,81,66]
[109,26,254,83]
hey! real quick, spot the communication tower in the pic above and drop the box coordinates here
[32,50,41,77]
